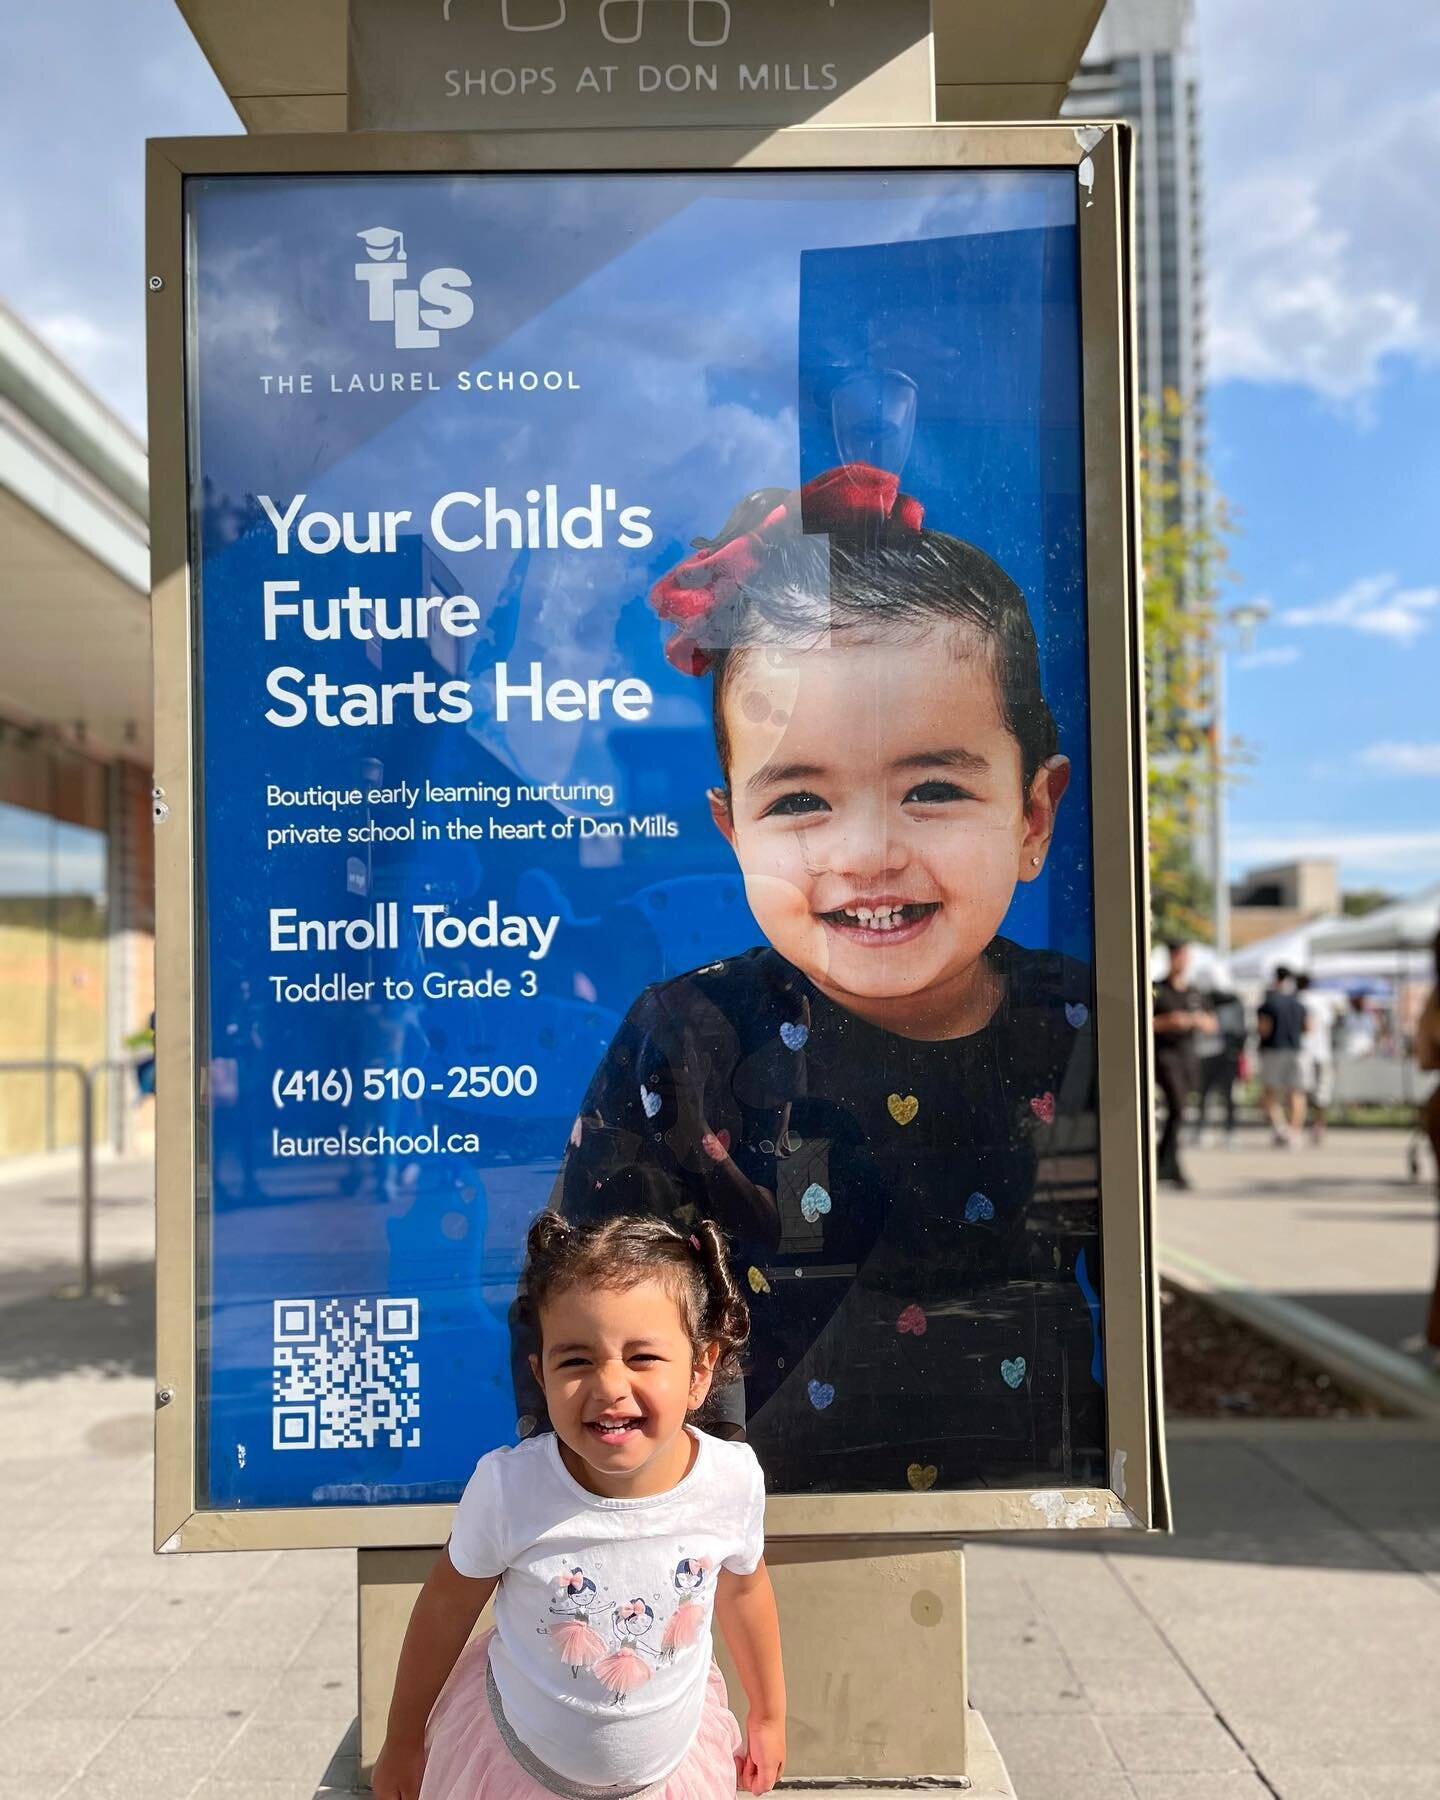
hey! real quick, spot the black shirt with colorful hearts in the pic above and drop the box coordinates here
[556,938,1105,1496]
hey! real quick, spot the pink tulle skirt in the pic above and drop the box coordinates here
[420,1631,742,1800]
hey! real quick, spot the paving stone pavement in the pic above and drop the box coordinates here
[967,1419,1440,1800]
[6,1146,1440,1799]
[0,1152,357,1799]
[1160,1125,1440,1377]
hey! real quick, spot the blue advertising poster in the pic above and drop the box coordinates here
[186,168,1105,1510]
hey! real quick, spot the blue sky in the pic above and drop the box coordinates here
[2,0,1436,896]
[1198,0,1440,895]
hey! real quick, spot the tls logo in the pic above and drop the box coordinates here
[354,227,474,349]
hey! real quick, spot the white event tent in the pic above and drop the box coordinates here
[1310,884,1440,958]
[1229,887,1440,990]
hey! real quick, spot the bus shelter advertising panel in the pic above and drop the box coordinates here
[149,129,1157,1550]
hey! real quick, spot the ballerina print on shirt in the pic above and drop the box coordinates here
[545,1567,607,1677]
[659,1556,713,1662]
[594,1599,659,1702]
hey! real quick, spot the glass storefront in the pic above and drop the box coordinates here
[0,726,110,1156]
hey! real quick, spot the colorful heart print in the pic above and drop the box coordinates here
[640,1084,661,1119]
[800,1182,832,1223]
[807,1380,836,1410]
[896,1303,928,1336]
[964,1192,995,1223]
[701,1129,731,1161]
[887,1093,920,1126]
[747,1266,771,1295]
[906,1462,939,1492]
[1029,1092,1056,1124]
[1065,1001,1089,1029]
[1000,1357,1028,1389]
[779,1021,809,1051]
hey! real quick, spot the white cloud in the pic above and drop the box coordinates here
[1279,574,1440,645]
[0,841,106,900]
[1235,646,1300,671]
[1200,0,1440,399]
[1358,741,1440,777]
[1228,824,1440,880]
[33,311,113,360]
[0,0,239,433]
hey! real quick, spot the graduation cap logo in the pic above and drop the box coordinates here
[357,226,405,264]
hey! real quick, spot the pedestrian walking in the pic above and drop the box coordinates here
[1338,993,1379,1060]
[1415,933,1440,1369]
[1152,944,1215,1189]
[1295,973,1338,1145]
[1257,966,1308,1147]
[1195,988,1247,1146]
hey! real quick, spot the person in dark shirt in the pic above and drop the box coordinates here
[1151,943,1215,1189]
[542,465,1106,1496]
[1257,966,1308,1146]
[1195,989,1248,1146]
[1415,933,1440,1366]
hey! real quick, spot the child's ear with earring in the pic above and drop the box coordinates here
[708,785,735,849]
[1019,753,1071,880]
[688,1341,720,1411]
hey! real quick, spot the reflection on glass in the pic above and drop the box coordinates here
[0,736,108,1156]
[830,368,918,477]
[188,167,1101,1511]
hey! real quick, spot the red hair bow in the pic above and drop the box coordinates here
[649,462,923,676]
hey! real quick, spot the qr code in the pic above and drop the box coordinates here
[272,1298,421,1451]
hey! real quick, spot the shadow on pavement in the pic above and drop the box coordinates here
[979,1434,1440,1574]
[315,1717,360,1796]
[1274,1287,1432,1349]
[0,1256,155,1381]
[1211,1176,1423,1199]
[1294,1207,1433,1224]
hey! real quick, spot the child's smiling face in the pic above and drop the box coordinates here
[530,1278,717,1499]
[711,626,1069,1037]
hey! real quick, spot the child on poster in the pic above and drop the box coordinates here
[557,464,1105,1494]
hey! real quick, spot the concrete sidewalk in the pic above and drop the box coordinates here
[969,1418,1440,1800]
[4,1144,1440,1800]
[1158,1127,1440,1413]
[0,1152,357,1800]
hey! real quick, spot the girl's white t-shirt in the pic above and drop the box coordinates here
[447,1428,766,1787]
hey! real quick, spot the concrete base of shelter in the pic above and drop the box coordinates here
[964,1708,1020,1797]
[359,1544,997,1788]
[782,1708,1015,1795]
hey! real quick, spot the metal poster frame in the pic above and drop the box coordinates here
[147,122,1159,1555]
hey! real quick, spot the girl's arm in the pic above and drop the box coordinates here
[714,1561,786,1795]
[372,1547,498,1800]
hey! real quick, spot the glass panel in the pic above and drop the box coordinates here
[186,167,1103,1505]
[0,732,108,1155]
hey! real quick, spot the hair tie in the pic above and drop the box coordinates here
[688,1233,702,1253]
[649,461,924,676]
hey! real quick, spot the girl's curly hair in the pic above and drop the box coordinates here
[521,1211,750,1392]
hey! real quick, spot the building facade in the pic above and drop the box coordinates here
[1065,0,1220,939]
[0,303,153,1159]
[1066,0,1205,468]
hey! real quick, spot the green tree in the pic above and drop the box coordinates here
[1139,391,1239,946]
[1341,889,1392,918]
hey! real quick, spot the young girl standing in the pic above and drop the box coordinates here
[374,1212,785,1800]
